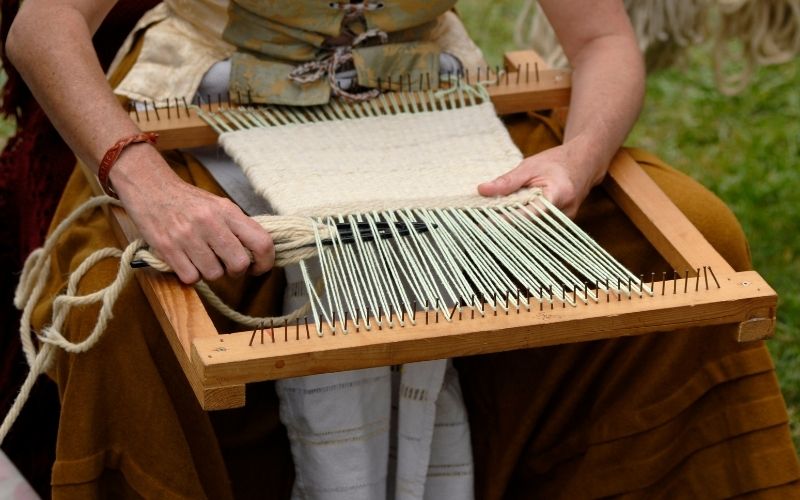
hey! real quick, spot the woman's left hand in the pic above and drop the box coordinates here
[477,144,605,218]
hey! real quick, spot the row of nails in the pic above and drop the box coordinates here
[246,266,720,345]
[129,63,547,123]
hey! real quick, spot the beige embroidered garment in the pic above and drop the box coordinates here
[110,2,486,104]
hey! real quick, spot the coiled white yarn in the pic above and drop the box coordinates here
[0,196,329,443]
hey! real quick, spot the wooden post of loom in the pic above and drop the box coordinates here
[81,50,777,410]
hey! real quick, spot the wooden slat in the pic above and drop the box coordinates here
[193,271,775,389]
[486,68,571,115]
[603,150,735,274]
[504,49,570,127]
[77,162,246,409]
[503,50,548,72]
[110,208,246,409]
[134,106,218,151]
[131,68,571,150]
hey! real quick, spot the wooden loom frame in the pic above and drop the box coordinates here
[83,51,777,411]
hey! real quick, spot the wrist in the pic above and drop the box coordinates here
[98,132,159,198]
[107,140,174,199]
[562,132,613,190]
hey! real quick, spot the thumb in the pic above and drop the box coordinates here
[478,163,530,197]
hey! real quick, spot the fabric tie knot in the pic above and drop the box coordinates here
[288,28,388,102]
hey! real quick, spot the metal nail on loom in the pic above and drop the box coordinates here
[129,220,434,268]
[103,51,778,412]
[126,63,549,118]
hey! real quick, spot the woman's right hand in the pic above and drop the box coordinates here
[110,143,275,284]
[7,1,275,285]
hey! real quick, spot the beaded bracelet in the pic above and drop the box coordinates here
[97,132,159,198]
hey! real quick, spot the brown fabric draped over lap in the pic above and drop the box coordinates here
[31,119,800,499]
[25,46,800,500]
[461,114,800,499]
[0,1,160,496]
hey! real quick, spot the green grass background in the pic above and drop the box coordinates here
[458,1,800,444]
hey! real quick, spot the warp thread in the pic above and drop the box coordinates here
[1,187,543,441]
[1,66,530,448]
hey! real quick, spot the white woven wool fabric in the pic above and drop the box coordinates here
[217,99,530,216]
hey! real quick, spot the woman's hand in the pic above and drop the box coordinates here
[7,0,275,286]
[481,0,645,215]
[111,144,275,284]
[478,143,606,218]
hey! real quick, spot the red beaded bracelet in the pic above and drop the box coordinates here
[97,131,159,198]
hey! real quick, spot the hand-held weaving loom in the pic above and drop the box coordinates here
[113,52,775,410]
[3,53,777,431]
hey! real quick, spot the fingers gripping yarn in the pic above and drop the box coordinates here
[135,214,327,270]
[1,196,328,443]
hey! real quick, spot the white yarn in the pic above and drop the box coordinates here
[219,100,527,216]
[1,197,333,443]
[3,196,138,444]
